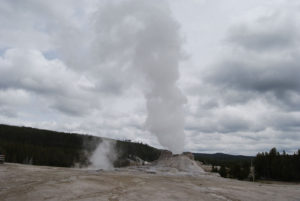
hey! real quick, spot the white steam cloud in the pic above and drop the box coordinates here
[89,140,116,170]
[92,0,186,154]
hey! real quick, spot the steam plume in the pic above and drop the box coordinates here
[89,140,116,170]
[94,0,186,153]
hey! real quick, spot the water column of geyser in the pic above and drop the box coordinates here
[133,5,187,154]
[94,0,186,154]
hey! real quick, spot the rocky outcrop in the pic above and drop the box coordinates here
[158,150,173,160]
[183,152,194,160]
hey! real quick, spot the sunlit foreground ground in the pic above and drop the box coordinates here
[1,163,300,201]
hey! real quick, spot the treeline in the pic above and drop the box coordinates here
[194,153,253,180]
[213,148,300,182]
[218,162,251,180]
[255,148,300,181]
[194,152,253,166]
[0,124,161,167]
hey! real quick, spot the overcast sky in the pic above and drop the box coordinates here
[1,0,300,155]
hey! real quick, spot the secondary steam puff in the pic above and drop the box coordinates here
[89,140,116,170]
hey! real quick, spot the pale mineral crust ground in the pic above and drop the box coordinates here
[1,163,300,201]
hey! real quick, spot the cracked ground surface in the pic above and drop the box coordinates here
[1,163,300,201]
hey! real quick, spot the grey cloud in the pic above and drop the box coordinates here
[267,113,300,132]
[206,8,300,111]
[185,128,300,155]
[186,112,260,134]
[0,48,99,116]
[208,59,300,94]
[227,11,299,51]
[0,89,32,118]
[270,90,300,111]
[50,96,95,116]
[0,107,17,118]
[175,6,300,155]
[228,25,298,51]
[188,5,300,153]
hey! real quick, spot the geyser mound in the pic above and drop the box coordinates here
[150,151,205,174]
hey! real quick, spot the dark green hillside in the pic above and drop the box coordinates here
[115,140,161,163]
[193,152,254,166]
[0,124,161,167]
[0,124,100,167]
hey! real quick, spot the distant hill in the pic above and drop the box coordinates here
[0,124,161,167]
[193,152,254,166]
[0,124,254,168]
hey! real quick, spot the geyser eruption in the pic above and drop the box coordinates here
[94,0,186,153]
[132,3,186,154]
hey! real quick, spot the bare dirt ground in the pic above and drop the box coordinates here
[1,163,300,201]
